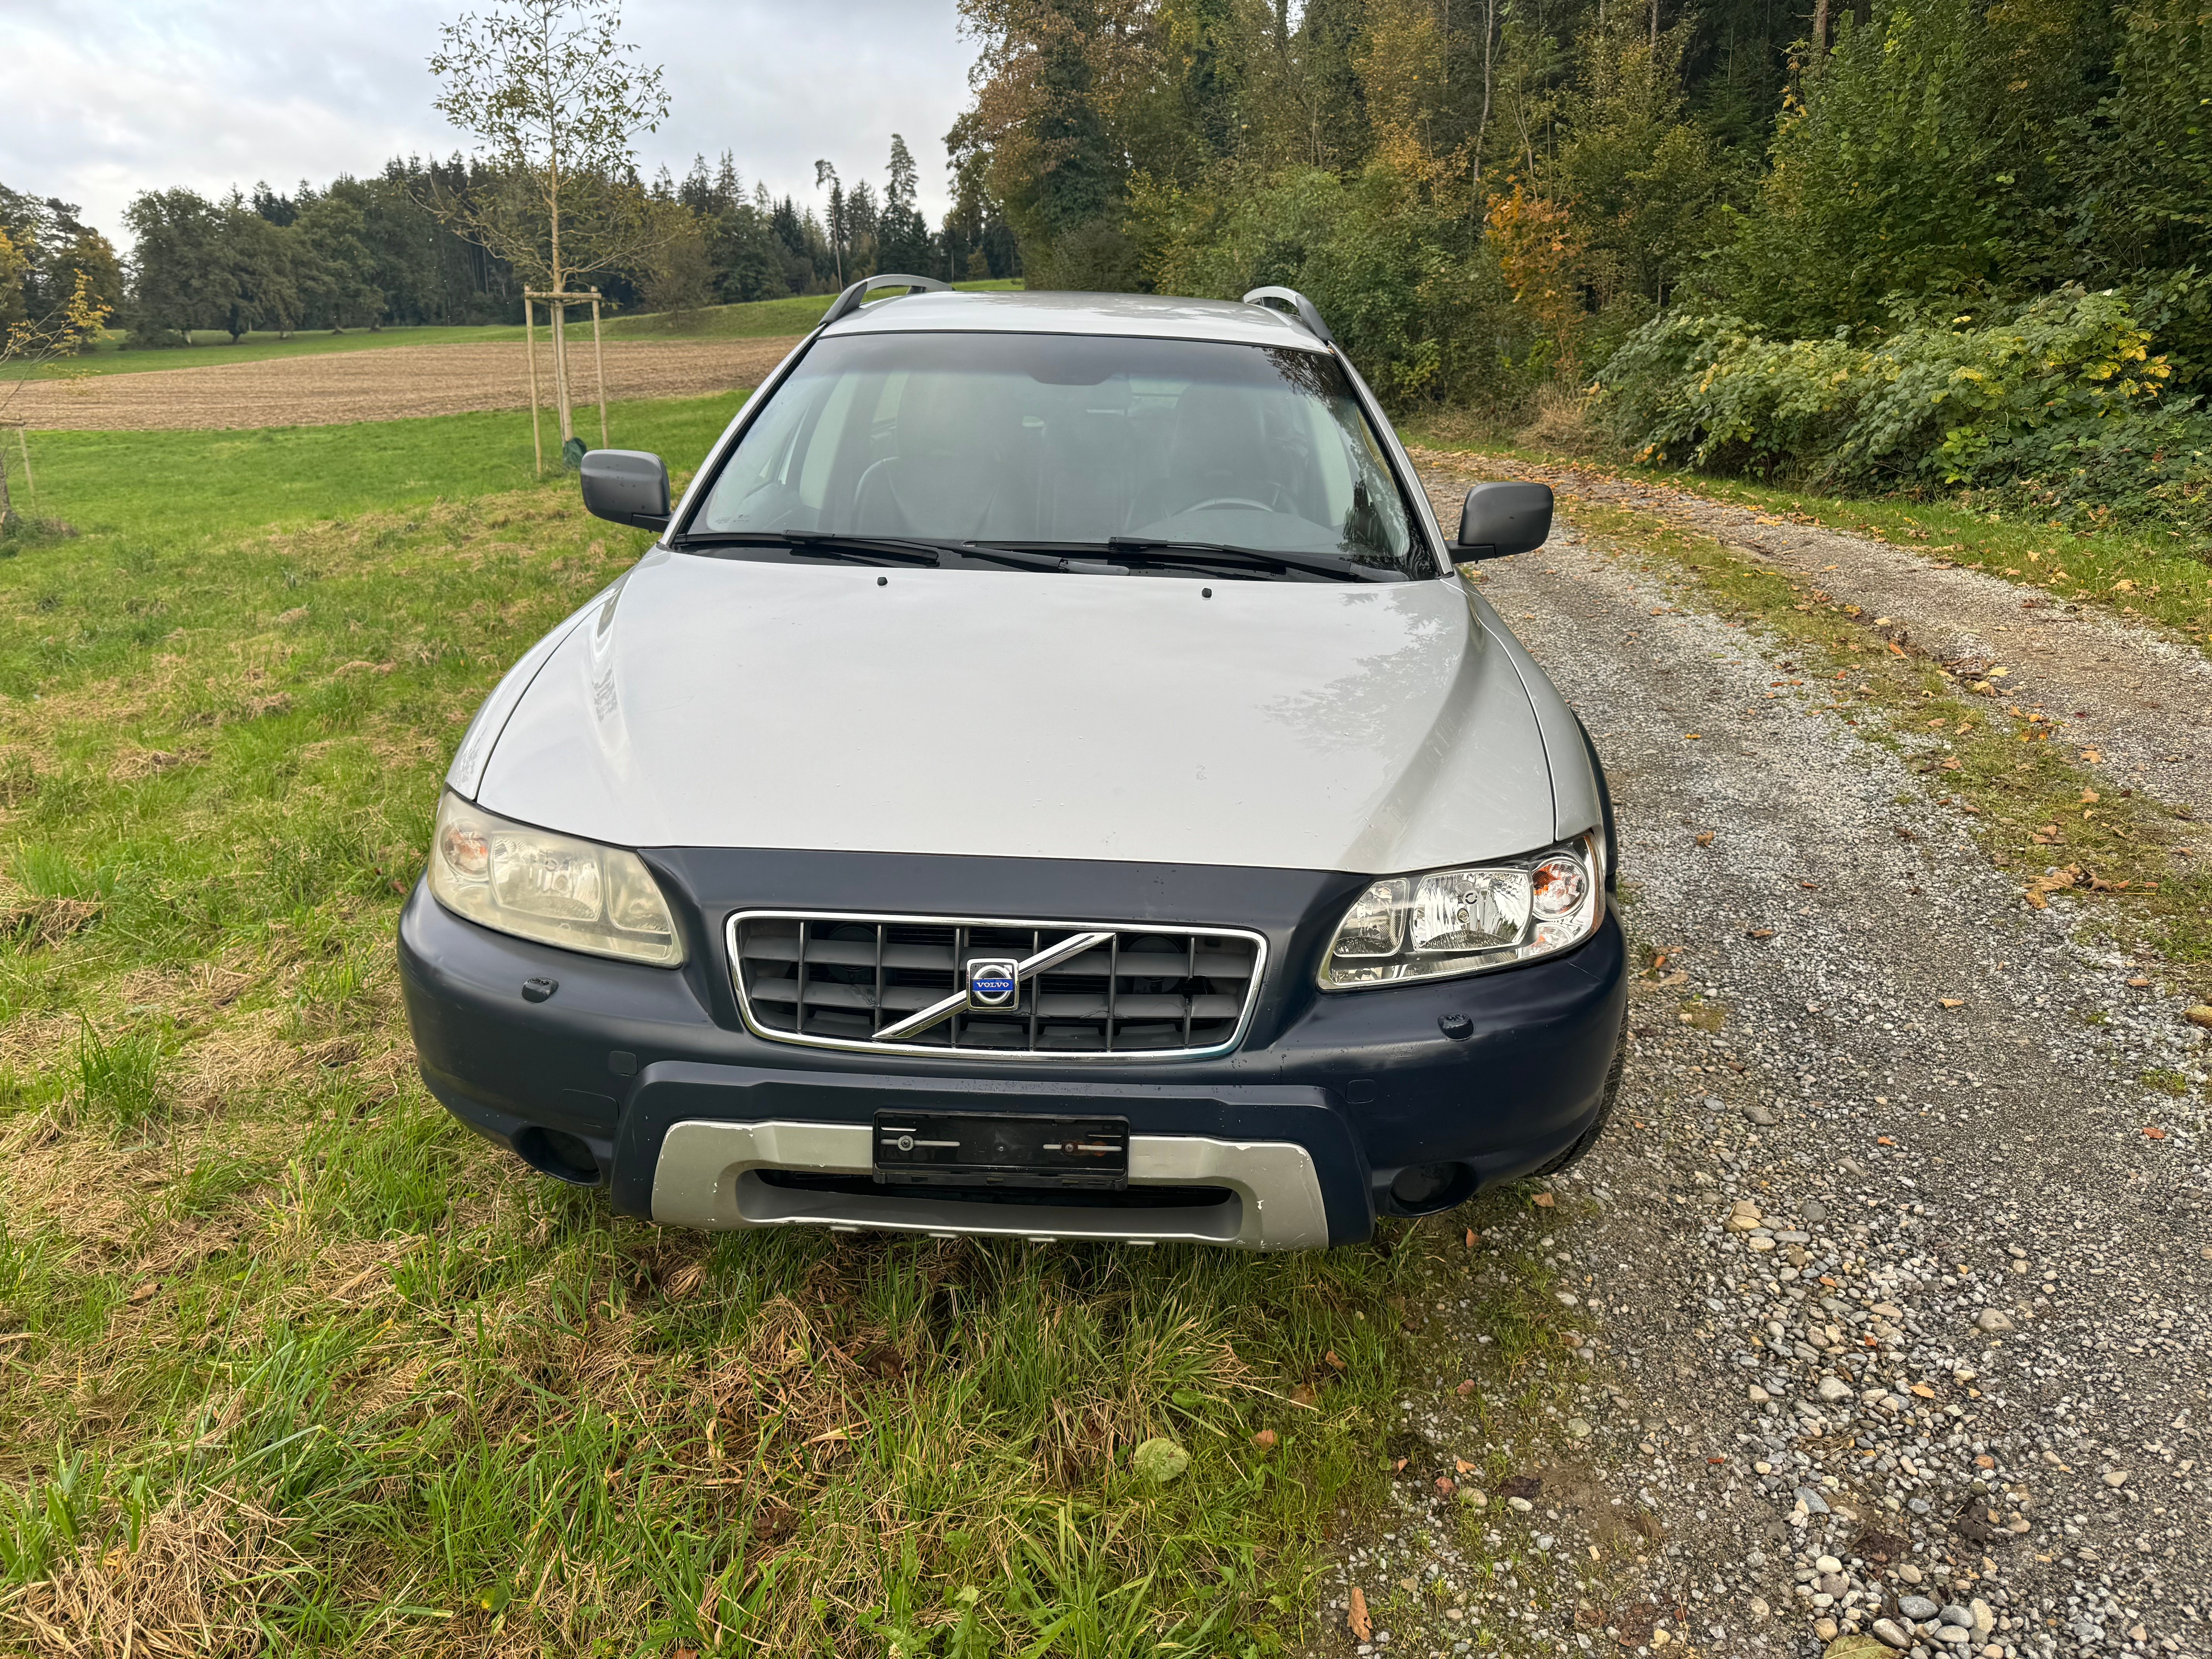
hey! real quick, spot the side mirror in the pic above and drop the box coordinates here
[1453,481,1553,560]
[581,449,671,532]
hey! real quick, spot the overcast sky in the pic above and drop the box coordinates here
[0,0,978,246]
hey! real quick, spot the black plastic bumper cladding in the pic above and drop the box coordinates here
[396,847,1628,1245]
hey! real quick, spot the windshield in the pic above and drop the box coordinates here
[687,331,1431,579]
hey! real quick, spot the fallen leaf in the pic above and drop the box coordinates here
[1133,1437,1190,1484]
[1289,1383,1320,1409]
[1464,1227,1478,1248]
[1685,733,1702,741]
[2126,976,2148,988]
[1455,1379,1478,1398]
[2081,748,2104,763]
[1324,1350,1347,1371]
[1877,1136,1896,1146]
[1251,1428,1278,1450]
[1456,1458,1476,1474]
[1349,1586,1373,1641]
[1909,1384,1935,1399]
[1746,927,1775,939]
[1887,641,1906,656]
[1394,1457,1409,1472]
[1532,1192,1556,1207]
[2143,1127,2167,1140]
[128,1282,158,1304]
[1938,998,1965,1009]
[1695,830,1715,846]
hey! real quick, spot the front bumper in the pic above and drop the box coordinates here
[396,847,1626,1247]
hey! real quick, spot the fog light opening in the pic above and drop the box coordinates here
[514,1126,604,1186]
[1386,1161,1472,1216]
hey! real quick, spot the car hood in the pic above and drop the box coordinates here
[469,549,1559,874]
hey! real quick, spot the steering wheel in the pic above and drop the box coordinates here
[1187,495,1280,514]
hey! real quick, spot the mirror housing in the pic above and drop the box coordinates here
[1452,481,1553,560]
[581,449,672,532]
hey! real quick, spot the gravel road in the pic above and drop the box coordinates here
[1321,464,2212,1659]
[1407,450,2212,824]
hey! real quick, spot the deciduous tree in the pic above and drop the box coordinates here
[428,0,672,442]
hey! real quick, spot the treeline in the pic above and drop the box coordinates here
[0,185,126,336]
[2,136,1021,349]
[954,0,2212,539]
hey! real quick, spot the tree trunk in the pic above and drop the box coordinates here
[0,446,14,529]
[1652,0,1661,51]
[1812,0,1829,59]
[551,301,574,444]
[1474,0,1498,192]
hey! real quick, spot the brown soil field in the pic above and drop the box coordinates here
[11,337,803,431]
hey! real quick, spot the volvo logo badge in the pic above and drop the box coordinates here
[965,956,1020,1011]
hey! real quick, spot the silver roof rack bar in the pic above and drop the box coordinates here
[1240,285,1336,346]
[819,272,951,328]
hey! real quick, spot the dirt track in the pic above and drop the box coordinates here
[12,337,803,431]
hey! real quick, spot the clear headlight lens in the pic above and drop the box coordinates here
[1319,836,1602,988]
[427,791,684,966]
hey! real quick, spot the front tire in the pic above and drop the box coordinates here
[1534,1024,1626,1176]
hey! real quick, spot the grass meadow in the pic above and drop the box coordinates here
[0,393,1582,1655]
[43,280,1026,378]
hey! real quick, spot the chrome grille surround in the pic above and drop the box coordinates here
[727,910,1268,1060]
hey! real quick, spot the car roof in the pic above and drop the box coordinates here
[820,288,1330,351]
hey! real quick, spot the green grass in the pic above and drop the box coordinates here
[8,393,742,543]
[0,390,1577,1653]
[1403,428,2212,654]
[34,280,1025,378]
[28,323,531,378]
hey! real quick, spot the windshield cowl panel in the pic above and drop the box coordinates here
[684,330,1433,581]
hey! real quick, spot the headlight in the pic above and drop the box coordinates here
[1319,836,1602,988]
[427,791,685,966]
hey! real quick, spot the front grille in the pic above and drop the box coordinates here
[728,911,1266,1059]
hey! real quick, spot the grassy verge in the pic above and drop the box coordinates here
[1540,491,2212,1018]
[0,400,1560,1652]
[1404,427,2212,653]
[7,393,744,543]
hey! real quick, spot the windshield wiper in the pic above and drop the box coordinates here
[673,530,948,567]
[1102,538,1398,583]
[677,531,1129,575]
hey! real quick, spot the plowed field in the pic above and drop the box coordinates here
[11,337,802,430]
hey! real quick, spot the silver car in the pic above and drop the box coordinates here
[398,278,1625,1249]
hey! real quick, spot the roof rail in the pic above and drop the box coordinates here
[819,273,951,328]
[1240,285,1336,346]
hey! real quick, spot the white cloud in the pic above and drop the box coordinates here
[0,0,975,245]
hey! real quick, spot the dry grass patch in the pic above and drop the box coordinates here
[4,1492,306,1659]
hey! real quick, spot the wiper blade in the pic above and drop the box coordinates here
[1102,538,1396,582]
[673,530,947,566]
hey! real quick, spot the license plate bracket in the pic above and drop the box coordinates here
[872,1111,1129,1190]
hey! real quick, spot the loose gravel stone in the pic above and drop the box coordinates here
[1342,465,2212,1659]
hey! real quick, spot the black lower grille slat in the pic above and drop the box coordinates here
[732,912,1262,1058]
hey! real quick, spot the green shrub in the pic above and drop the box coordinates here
[1598,287,2212,542]
[1136,164,1532,410]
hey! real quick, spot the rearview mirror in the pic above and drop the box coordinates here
[580,449,671,532]
[1453,481,1553,560]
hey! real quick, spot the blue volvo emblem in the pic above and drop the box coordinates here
[966,956,1020,1011]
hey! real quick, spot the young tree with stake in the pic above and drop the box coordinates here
[428,0,671,447]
